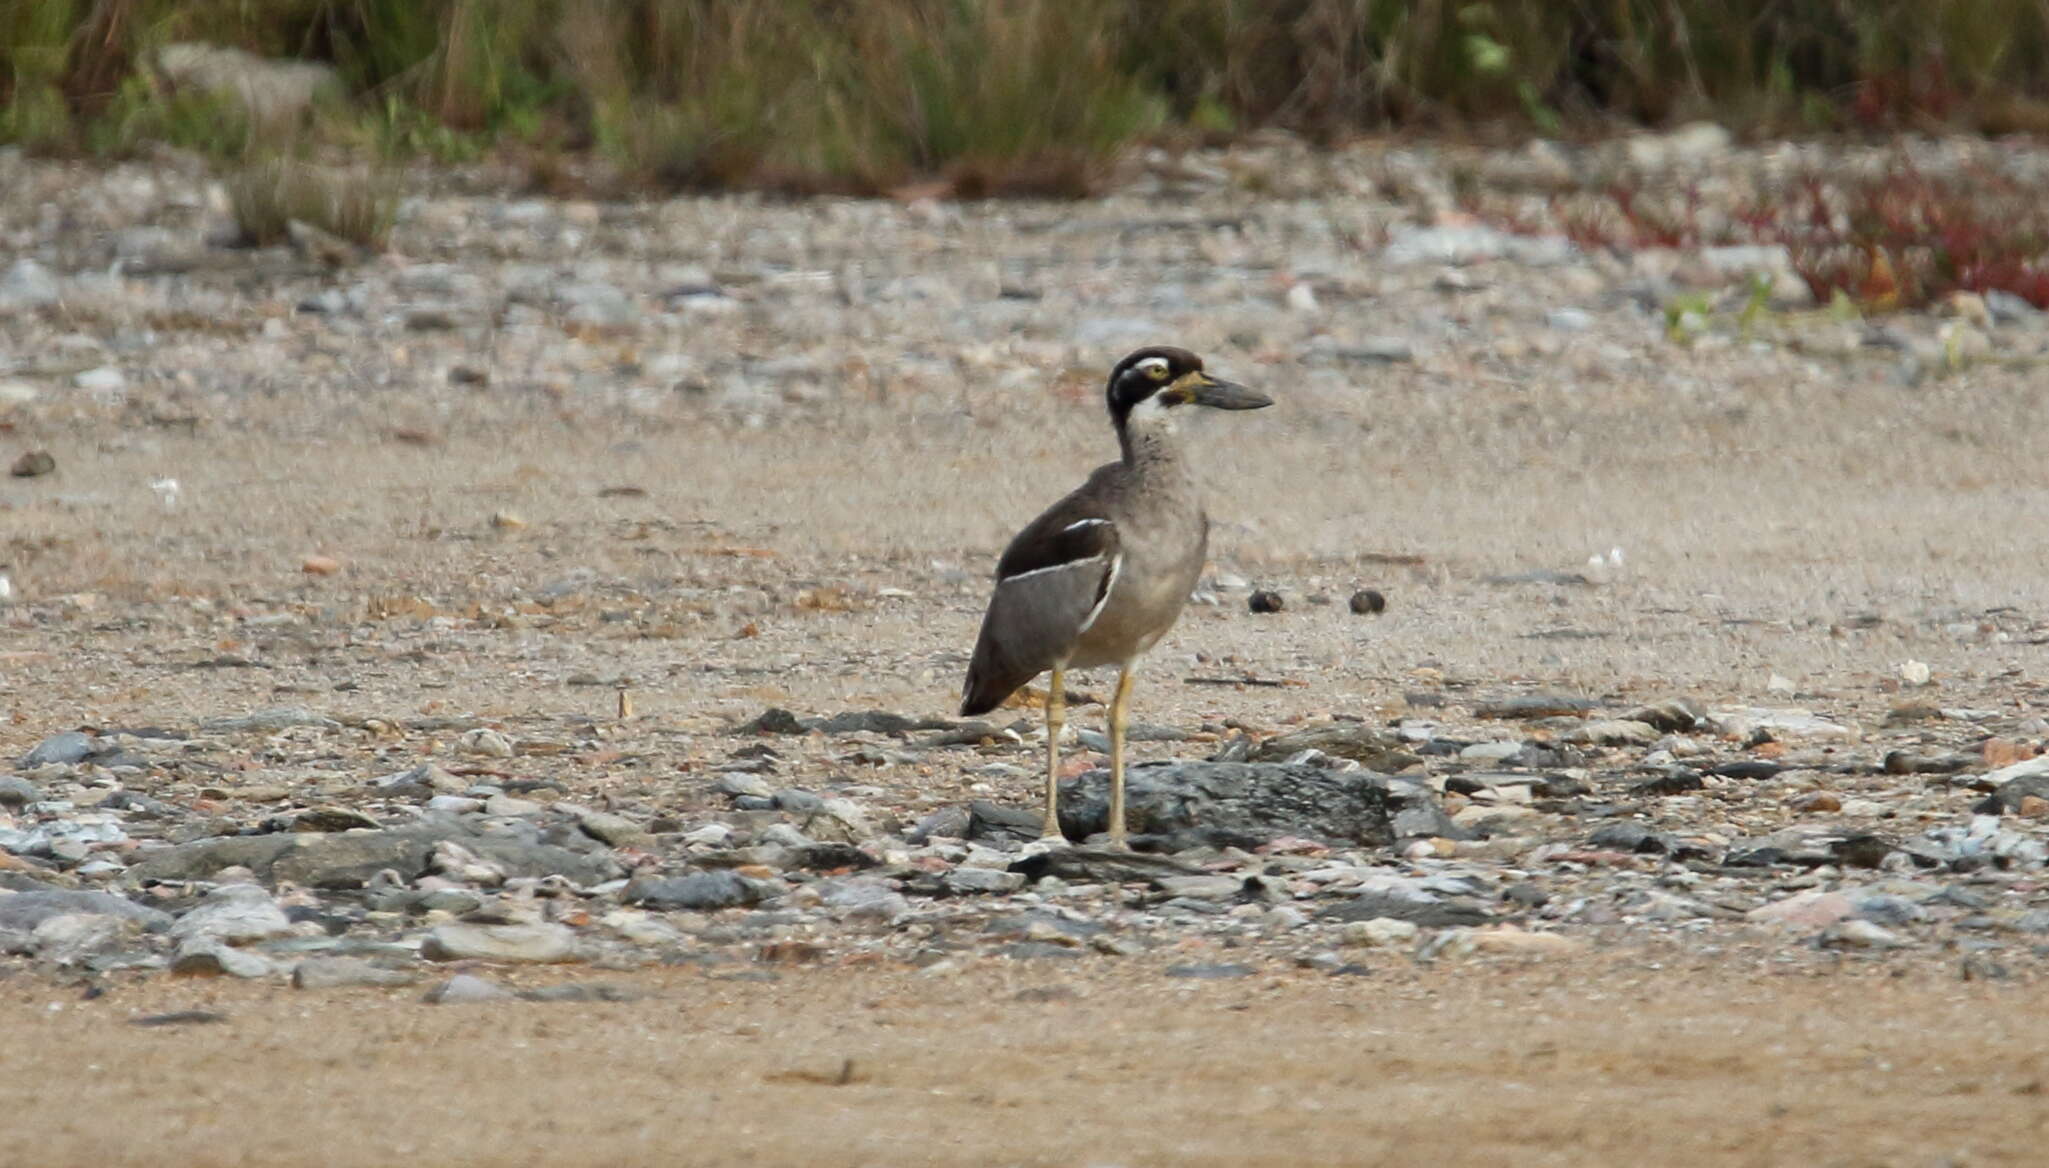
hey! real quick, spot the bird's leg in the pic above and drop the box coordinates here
[1108,664,1135,848]
[1041,663,1066,841]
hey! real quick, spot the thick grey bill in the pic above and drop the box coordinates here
[1191,377,1273,410]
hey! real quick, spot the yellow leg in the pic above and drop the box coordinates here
[1041,664,1066,841]
[1108,665,1135,847]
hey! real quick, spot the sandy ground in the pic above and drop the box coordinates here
[9,947,2043,1168]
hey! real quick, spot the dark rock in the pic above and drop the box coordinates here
[1588,823,1680,854]
[1883,750,1969,776]
[1977,773,2049,814]
[1052,761,1458,849]
[9,450,55,478]
[1630,769,1705,797]
[735,708,806,735]
[1245,724,1421,773]
[19,731,94,768]
[625,870,773,911]
[786,843,877,871]
[1247,590,1284,614]
[131,1010,229,1027]
[1503,883,1550,909]
[1473,695,1595,720]
[1710,760,1783,781]
[907,805,972,843]
[968,799,1045,845]
[1164,962,1255,979]
[1322,891,1494,928]
[0,776,42,809]
[1349,589,1386,615]
[1831,834,1897,869]
[772,788,824,814]
[1624,698,1706,732]
[0,889,172,933]
[1009,846,1203,886]
[1531,774,1590,798]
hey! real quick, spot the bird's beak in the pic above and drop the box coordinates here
[1184,372,1272,410]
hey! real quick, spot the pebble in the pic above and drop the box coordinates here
[424,974,512,1004]
[168,884,294,946]
[1337,918,1420,948]
[1348,589,1386,615]
[293,956,416,990]
[420,923,578,964]
[1247,590,1285,614]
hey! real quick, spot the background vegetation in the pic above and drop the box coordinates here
[8,0,2049,193]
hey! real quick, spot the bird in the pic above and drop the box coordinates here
[960,346,1272,847]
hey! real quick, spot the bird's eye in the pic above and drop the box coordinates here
[1138,358,1170,381]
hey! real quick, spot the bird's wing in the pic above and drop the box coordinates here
[959,498,1122,716]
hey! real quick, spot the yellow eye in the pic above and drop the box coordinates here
[1139,358,1170,381]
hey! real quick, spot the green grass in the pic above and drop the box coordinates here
[9,1,2049,193]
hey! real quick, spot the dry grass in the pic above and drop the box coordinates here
[223,155,397,249]
[11,1,2049,189]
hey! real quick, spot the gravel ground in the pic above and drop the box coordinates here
[5,129,2049,1164]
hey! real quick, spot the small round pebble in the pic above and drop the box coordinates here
[1349,589,1386,615]
[1248,590,1284,614]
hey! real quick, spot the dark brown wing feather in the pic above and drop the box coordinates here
[960,474,1122,716]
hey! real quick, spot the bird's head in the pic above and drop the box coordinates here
[1105,346,1270,434]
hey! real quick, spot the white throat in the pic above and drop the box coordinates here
[1118,394,1184,466]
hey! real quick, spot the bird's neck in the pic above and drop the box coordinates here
[1118,415,1190,480]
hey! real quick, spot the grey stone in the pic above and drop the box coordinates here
[31,912,131,965]
[271,833,436,889]
[909,805,973,843]
[292,956,416,989]
[18,731,93,767]
[424,974,512,1004]
[1053,761,1458,849]
[0,776,42,809]
[1978,772,2049,815]
[1164,962,1255,979]
[1322,891,1493,928]
[818,876,907,922]
[169,884,293,945]
[940,867,1027,896]
[0,889,171,932]
[717,773,775,799]
[462,836,622,886]
[123,836,298,885]
[420,922,578,964]
[735,708,804,735]
[1625,698,1706,732]
[0,259,59,308]
[625,870,773,911]
[573,808,650,848]
[1009,846,1203,886]
[172,940,275,978]
[773,788,825,814]
[1245,724,1420,772]
[1473,694,1595,720]
[518,982,644,1003]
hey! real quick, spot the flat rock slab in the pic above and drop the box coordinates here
[126,824,621,890]
[1053,761,1458,850]
[0,889,173,933]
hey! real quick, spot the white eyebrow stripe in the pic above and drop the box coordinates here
[1059,518,1110,534]
[998,553,1105,584]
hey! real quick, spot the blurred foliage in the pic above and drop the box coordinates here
[8,0,2049,191]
